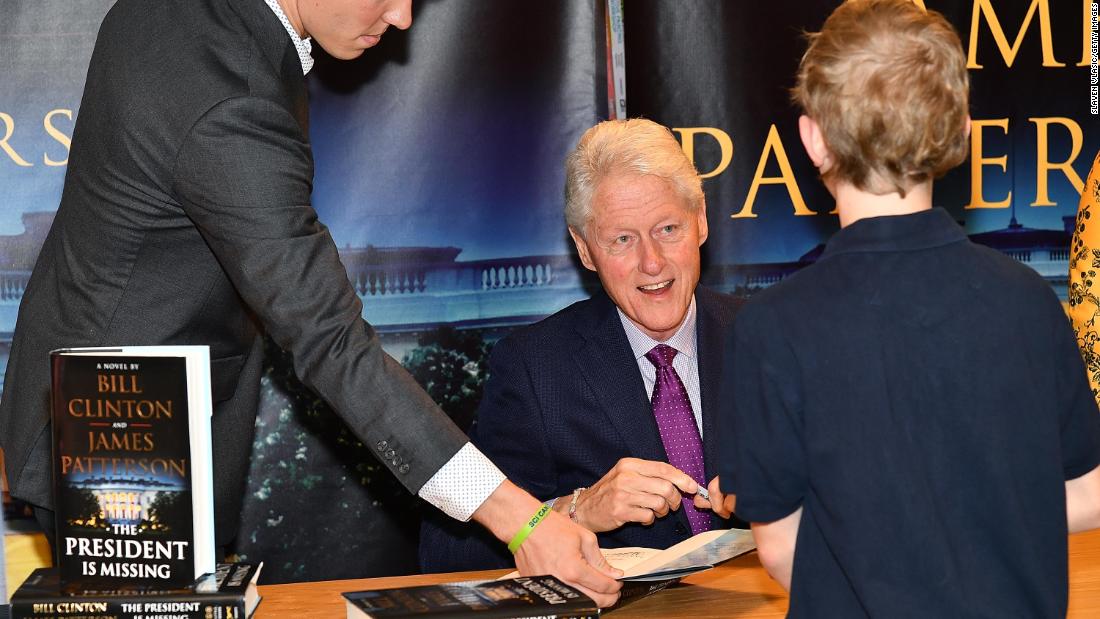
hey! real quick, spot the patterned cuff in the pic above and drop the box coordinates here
[418,442,506,522]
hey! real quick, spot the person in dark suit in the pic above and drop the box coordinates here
[421,119,741,571]
[0,0,621,603]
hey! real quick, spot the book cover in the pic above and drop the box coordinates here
[50,346,215,590]
[343,575,598,618]
[9,563,261,619]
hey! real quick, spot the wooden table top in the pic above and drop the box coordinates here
[257,528,1100,618]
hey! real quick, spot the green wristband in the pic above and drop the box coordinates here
[508,503,552,554]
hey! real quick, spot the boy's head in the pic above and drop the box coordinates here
[793,0,969,197]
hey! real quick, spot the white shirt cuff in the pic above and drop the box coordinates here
[417,442,506,522]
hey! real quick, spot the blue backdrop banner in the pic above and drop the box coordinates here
[0,0,1096,583]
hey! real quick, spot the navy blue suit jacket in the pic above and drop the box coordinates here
[419,286,743,572]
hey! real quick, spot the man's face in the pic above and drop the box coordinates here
[298,0,412,60]
[570,173,707,342]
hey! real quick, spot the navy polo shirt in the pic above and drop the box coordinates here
[720,208,1100,618]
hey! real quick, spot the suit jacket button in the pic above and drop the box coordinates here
[399,463,410,474]
[385,449,396,459]
[376,440,388,452]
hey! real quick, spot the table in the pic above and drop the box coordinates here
[257,529,1100,617]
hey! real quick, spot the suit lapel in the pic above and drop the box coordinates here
[571,294,668,465]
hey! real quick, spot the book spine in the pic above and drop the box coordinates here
[11,597,246,619]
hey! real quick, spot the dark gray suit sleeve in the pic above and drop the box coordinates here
[170,95,468,493]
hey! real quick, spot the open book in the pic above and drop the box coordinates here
[504,528,756,582]
[603,528,756,581]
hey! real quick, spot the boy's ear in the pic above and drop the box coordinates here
[798,114,832,172]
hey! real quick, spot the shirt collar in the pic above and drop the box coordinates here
[822,208,967,259]
[617,295,698,362]
[263,0,314,75]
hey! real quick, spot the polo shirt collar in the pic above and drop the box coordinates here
[822,207,966,258]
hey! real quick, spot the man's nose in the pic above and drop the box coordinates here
[638,238,666,276]
[384,0,413,30]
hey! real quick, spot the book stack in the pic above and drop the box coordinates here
[7,346,261,618]
[10,562,261,619]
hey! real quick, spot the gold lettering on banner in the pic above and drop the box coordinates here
[0,112,33,167]
[673,127,733,179]
[967,0,1064,69]
[733,124,812,219]
[1029,117,1084,206]
[43,109,73,166]
[965,118,1011,209]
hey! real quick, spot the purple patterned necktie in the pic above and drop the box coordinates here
[645,343,711,536]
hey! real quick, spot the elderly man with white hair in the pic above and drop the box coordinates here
[421,118,745,571]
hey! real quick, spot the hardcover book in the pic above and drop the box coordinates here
[9,562,261,619]
[50,346,216,590]
[343,575,598,618]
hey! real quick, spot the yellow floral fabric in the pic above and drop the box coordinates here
[1069,151,1100,407]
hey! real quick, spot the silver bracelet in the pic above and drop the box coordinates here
[568,487,586,523]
